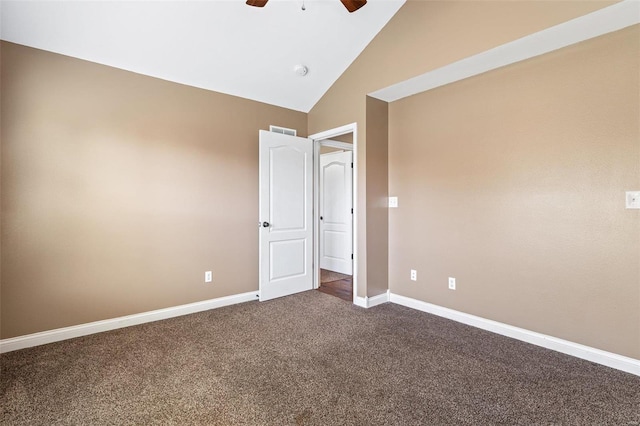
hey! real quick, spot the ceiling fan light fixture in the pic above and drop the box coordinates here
[246,0,268,7]
[246,0,367,13]
[340,0,367,13]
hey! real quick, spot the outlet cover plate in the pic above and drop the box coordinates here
[626,191,640,209]
[389,197,398,208]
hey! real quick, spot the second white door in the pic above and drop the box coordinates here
[319,150,353,275]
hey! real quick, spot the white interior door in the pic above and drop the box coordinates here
[259,130,313,301]
[320,150,353,275]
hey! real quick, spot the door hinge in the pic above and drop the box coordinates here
[351,254,354,260]
[351,162,354,169]
[351,208,353,214]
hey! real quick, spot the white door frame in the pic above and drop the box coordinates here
[309,123,358,305]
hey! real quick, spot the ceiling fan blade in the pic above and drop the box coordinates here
[246,0,269,7]
[340,0,367,13]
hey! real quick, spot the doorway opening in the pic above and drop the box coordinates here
[318,268,353,302]
[310,123,358,304]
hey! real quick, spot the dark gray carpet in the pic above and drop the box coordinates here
[1,291,639,425]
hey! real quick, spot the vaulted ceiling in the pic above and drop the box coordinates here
[0,0,405,112]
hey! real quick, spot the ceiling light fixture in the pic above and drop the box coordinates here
[294,65,309,77]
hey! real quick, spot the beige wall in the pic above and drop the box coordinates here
[365,97,389,297]
[389,26,639,358]
[0,42,306,338]
[329,133,353,144]
[308,0,614,298]
[2,1,637,362]
[309,0,637,358]
[319,146,344,155]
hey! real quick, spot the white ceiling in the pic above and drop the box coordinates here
[0,0,405,112]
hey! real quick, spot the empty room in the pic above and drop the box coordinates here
[1,0,639,424]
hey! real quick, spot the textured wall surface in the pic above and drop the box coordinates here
[1,42,306,338]
[389,26,639,358]
[365,97,389,298]
[308,0,613,298]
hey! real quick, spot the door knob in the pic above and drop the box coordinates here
[262,222,270,227]
[320,216,323,220]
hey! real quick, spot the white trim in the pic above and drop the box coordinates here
[370,0,640,103]
[310,123,358,305]
[6,290,635,377]
[367,290,390,308]
[353,290,390,309]
[309,123,358,142]
[313,140,321,290]
[0,291,259,354]
[389,293,640,377]
[320,140,353,151]
[354,296,368,308]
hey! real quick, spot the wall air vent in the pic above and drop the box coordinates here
[269,125,297,137]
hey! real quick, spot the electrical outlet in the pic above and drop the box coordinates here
[205,271,212,283]
[626,191,640,209]
[448,277,456,290]
[410,269,417,281]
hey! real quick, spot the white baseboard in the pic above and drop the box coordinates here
[0,291,259,354]
[389,293,640,377]
[367,290,390,308]
[6,290,637,376]
[354,296,368,308]
[354,290,390,309]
